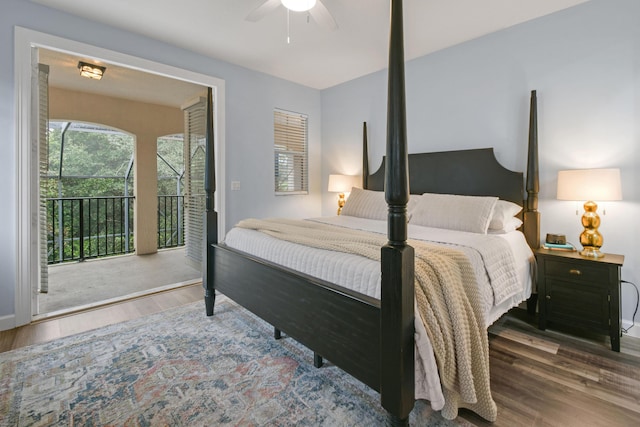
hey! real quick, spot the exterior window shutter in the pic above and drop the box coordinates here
[274,109,308,194]
[182,97,207,271]
[37,62,50,295]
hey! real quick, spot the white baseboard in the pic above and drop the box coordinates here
[622,320,640,339]
[0,314,16,332]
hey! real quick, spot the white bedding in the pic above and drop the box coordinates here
[223,215,535,412]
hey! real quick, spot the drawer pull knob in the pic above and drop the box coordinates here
[546,295,551,300]
[569,269,582,275]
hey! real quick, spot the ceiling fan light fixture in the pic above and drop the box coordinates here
[281,0,316,12]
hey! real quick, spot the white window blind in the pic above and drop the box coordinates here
[37,62,49,295]
[274,109,308,194]
[183,97,207,270]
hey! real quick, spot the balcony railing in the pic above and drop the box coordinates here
[158,195,184,249]
[46,195,184,264]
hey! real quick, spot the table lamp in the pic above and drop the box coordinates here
[557,168,622,258]
[328,174,359,215]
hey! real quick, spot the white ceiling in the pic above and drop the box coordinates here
[32,0,589,91]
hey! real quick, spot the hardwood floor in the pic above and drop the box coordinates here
[1,287,638,426]
[467,310,640,426]
[0,282,203,353]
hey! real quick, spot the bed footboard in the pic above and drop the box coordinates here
[210,243,382,391]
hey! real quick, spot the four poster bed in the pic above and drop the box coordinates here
[203,1,540,424]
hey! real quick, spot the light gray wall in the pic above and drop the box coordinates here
[321,0,640,332]
[0,0,322,320]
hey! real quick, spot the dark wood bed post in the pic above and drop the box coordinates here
[524,90,540,315]
[363,122,369,190]
[381,1,415,425]
[524,90,540,249]
[204,87,218,316]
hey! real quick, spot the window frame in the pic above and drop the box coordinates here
[274,108,308,195]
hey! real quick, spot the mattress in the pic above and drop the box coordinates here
[223,215,535,411]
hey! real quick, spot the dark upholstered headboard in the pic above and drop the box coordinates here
[360,91,540,250]
[366,148,524,205]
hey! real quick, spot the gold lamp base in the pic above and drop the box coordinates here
[337,193,346,215]
[580,246,604,258]
[579,200,605,258]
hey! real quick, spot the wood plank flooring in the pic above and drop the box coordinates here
[466,310,640,426]
[1,286,638,426]
[0,283,203,352]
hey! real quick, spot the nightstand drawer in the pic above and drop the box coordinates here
[544,259,609,284]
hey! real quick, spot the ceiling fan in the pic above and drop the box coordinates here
[246,0,338,32]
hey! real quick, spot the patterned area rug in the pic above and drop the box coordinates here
[0,296,467,426]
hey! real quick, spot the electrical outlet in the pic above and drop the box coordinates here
[231,181,241,191]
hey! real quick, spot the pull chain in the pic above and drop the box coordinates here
[287,9,291,44]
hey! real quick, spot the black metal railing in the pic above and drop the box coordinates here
[158,195,184,249]
[46,196,135,264]
[46,195,185,264]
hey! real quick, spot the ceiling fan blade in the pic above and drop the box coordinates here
[246,0,282,22]
[309,0,338,31]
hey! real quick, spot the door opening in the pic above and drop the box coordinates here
[14,27,226,326]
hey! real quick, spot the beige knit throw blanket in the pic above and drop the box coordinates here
[236,218,498,421]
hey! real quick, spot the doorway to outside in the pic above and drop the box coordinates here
[38,121,200,315]
[35,48,206,317]
[14,27,226,326]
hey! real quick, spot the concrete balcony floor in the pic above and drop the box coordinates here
[37,247,201,318]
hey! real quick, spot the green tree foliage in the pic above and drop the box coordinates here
[43,122,186,262]
[157,135,185,196]
[45,124,135,198]
[157,135,186,249]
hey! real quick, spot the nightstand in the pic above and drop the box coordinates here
[536,248,624,351]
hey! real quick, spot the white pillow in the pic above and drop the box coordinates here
[488,217,523,234]
[341,187,417,221]
[410,193,498,234]
[341,188,387,220]
[488,200,523,231]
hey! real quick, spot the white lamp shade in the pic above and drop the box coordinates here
[328,174,359,193]
[281,0,316,12]
[557,168,622,201]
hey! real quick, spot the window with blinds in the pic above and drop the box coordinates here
[274,109,308,194]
